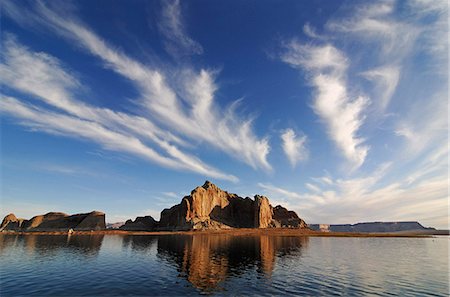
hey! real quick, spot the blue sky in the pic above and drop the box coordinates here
[1,0,448,228]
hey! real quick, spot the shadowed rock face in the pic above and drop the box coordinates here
[273,205,307,228]
[120,216,158,231]
[0,211,106,231]
[158,181,306,230]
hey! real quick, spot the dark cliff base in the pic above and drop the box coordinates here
[2,228,447,237]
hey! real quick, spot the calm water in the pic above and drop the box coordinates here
[0,234,447,296]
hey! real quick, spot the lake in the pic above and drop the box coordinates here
[0,234,447,296]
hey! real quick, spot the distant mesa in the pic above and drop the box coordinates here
[0,211,105,232]
[116,180,307,231]
[308,222,436,233]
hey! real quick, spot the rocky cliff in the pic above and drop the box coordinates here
[158,181,306,231]
[0,211,106,232]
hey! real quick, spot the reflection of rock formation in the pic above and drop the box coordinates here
[0,234,104,257]
[157,234,308,292]
[0,211,106,231]
[121,235,157,251]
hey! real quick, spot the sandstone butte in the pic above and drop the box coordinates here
[124,180,307,231]
[0,181,307,232]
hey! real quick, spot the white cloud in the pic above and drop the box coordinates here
[0,95,237,182]
[162,192,179,198]
[280,129,308,167]
[302,23,326,40]
[305,183,320,193]
[326,1,419,58]
[1,0,272,173]
[158,0,203,57]
[258,161,448,229]
[281,42,370,169]
[361,65,400,110]
[0,37,237,182]
[394,92,447,157]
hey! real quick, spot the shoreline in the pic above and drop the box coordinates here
[1,228,447,237]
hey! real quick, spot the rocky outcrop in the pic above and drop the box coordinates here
[273,205,307,228]
[254,195,277,228]
[120,216,157,231]
[0,213,25,231]
[0,211,106,232]
[158,181,306,230]
[308,221,435,233]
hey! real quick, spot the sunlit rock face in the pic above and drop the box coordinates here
[158,181,306,230]
[0,211,106,231]
[0,213,25,231]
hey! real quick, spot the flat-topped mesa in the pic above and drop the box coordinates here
[0,211,106,232]
[309,221,435,233]
[158,181,306,230]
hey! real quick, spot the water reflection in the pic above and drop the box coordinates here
[0,234,104,257]
[157,234,308,293]
[121,235,157,251]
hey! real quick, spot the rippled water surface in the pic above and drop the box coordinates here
[0,234,447,296]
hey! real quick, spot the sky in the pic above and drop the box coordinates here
[0,0,448,228]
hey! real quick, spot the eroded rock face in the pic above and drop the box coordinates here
[120,216,158,231]
[273,205,307,228]
[254,195,276,228]
[0,213,25,231]
[158,181,306,230]
[0,211,106,232]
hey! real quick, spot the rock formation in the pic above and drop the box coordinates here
[0,211,106,232]
[0,213,26,231]
[273,205,307,228]
[1,181,306,232]
[120,216,157,231]
[158,181,306,230]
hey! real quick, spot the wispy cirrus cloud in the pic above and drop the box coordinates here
[1,0,272,176]
[361,65,400,110]
[158,0,203,57]
[281,42,370,170]
[280,129,308,167]
[0,95,237,181]
[0,37,237,182]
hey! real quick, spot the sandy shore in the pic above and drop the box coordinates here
[2,228,447,237]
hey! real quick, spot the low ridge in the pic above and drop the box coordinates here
[0,211,106,232]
